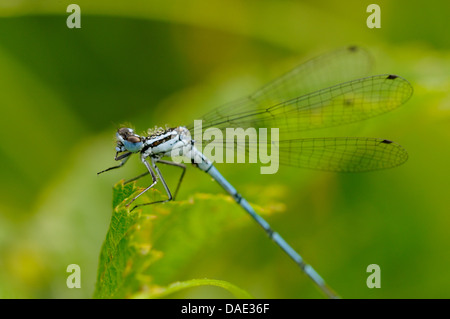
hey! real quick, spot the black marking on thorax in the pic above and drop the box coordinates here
[141,129,176,153]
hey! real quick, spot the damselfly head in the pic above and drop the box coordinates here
[116,127,143,153]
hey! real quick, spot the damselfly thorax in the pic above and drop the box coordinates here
[139,127,192,159]
[115,126,211,169]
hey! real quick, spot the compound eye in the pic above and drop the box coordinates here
[118,127,133,137]
[127,135,141,143]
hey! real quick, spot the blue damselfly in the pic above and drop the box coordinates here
[98,46,413,298]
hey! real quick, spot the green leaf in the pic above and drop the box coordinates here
[93,181,254,299]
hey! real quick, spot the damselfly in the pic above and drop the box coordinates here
[98,46,413,298]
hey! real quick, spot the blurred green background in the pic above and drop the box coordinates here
[0,0,449,298]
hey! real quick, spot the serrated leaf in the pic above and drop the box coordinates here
[93,181,259,299]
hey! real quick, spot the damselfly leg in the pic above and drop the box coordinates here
[124,171,150,184]
[126,157,188,211]
[97,152,132,175]
[124,160,186,202]
[125,157,158,208]
[156,160,186,201]
[99,151,187,209]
